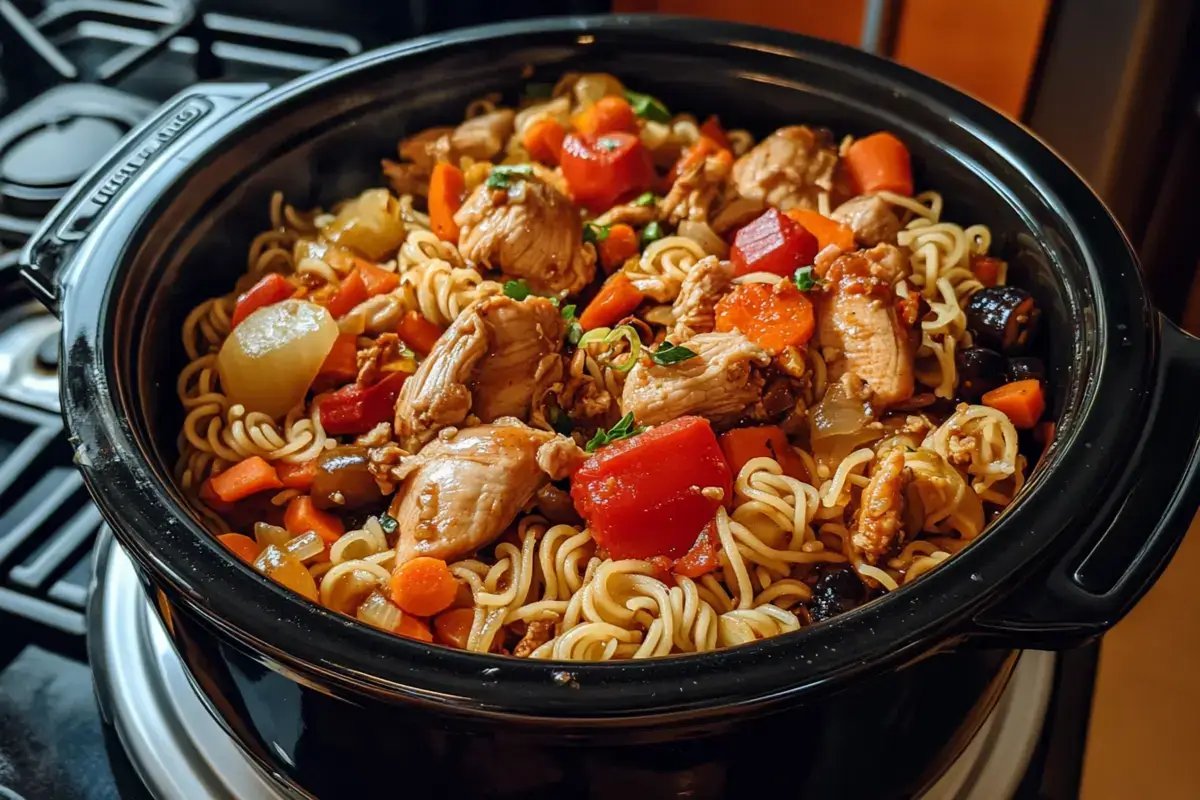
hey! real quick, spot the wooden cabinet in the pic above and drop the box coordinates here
[613,0,1052,118]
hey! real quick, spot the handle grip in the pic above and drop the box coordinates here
[974,314,1200,647]
[19,83,268,315]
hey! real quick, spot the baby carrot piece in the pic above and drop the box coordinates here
[578,272,643,331]
[209,456,283,503]
[786,209,856,253]
[396,310,443,355]
[277,459,319,491]
[523,118,567,165]
[357,260,400,295]
[843,132,913,196]
[714,282,815,354]
[429,162,466,242]
[574,96,637,137]
[390,556,459,617]
[598,223,640,271]
[718,426,810,482]
[981,379,1045,430]
[283,495,345,543]
[396,613,434,643]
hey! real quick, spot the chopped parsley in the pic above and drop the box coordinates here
[503,279,533,300]
[632,191,656,207]
[640,221,665,248]
[794,266,825,292]
[583,222,611,245]
[585,412,646,452]
[561,303,577,320]
[486,163,534,190]
[596,136,622,152]
[377,514,398,535]
[649,341,698,366]
[567,321,584,346]
[624,90,671,123]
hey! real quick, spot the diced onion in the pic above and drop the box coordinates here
[320,561,390,615]
[357,590,404,632]
[678,221,730,259]
[254,522,291,549]
[253,544,318,602]
[217,299,339,419]
[284,530,326,562]
[321,188,406,260]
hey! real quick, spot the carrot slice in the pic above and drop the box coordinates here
[970,255,1005,288]
[597,223,640,272]
[522,118,567,165]
[396,310,444,355]
[714,282,815,354]
[209,456,283,503]
[699,115,731,152]
[574,96,636,137]
[786,208,856,252]
[324,268,370,319]
[981,379,1045,429]
[578,272,644,331]
[218,533,263,563]
[844,132,913,196]
[357,260,400,295]
[390,556,459,617]
[396,613,434,643]
[429,162,466,243]
[199,479,234,512]
[283,495,345,544]
[277,459,319,491]
[433,607,475,649]
[718,426,809,483]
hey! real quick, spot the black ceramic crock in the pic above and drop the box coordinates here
[19,15,1200,800]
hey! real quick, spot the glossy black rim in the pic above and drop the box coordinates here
[59,14,1154,718]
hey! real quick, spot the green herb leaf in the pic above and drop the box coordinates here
[640,221,665,249]
[523,82,554,100]
[503,279,533,301]
[377,514,398,535]
[624,90,671,123]
[561,304,577,321]
[583,222,611,245]
[649,341,698,366]
[596,136,622,152]
[567,321,584,346]
[793,266,825,292]
[632,191,656,207]
[585,412,647,452]
[486,163,534,190]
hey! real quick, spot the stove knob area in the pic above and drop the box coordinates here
[35,329,58,371]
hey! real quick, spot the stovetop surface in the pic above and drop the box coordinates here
[0,2,1097,798]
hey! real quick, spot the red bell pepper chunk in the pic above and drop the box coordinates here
[673,520,722,578]
[317,371,408,436]
[324,268,371,319]
[560,131,655,213]
[570,416,732,560]
[730,208,819,279]
[231,273,295,328]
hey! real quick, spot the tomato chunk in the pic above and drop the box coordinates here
[231,273,294,329]
[731,208,819,278]
[673,520,722,578]
[570,416,731,560]
[317,371,407,436]
[560,132,655,213]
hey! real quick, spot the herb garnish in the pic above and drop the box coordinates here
[583,222,611,245]
[561,304,577,320]
[649,341,698,366]
[793,266,825,292]
[486,164,534,190]
[503,279,533,300]
[624,90,671,123]
[585,412,646,452]
[632,191,656,207]
[560,304,584,344]
[640,221,665,248]
[596,136,622,152]
[377,514,399,535]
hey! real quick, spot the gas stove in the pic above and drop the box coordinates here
[0,3,1098,799]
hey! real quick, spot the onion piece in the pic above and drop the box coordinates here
[254,522,291,549]
[810,380,875,441]
[217,299,338,419]
[321,188,406,260]
[678,220,730,259]
[284,530,326,562]
[253,545,318,602]
[357,590,404,632]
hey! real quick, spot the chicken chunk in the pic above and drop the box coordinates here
[670,256,734,341]
[621,331,770,428]
[393,296,564,450]
[593,201,659,229]
[450,109,515,162]
[660,146,733,225]
[831,195,902,247]
[852,448,912,560]
[455,170,596,295]
[513,619,556,658]
[730,126,838,212]
[389,421,586,564]
[815,247,915,408]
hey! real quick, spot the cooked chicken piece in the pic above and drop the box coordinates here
[513,619,556,658]
[455,171,596,295]
[592,202,659,228]
[355,422,393,449]
[670,256,734,340]
[450,109,515,162]
[389,421,585,564]
[660,147,732,225]
[393,296,564,450]
[355,333,407,387]
[852,449,912,560]
[730,126,838,212]
[831,195,902,247]
[711,196,766,235]
[382,126,455,196]
[815,248,915,409]
[621,331,770,428]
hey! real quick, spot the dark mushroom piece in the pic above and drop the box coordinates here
[955,347,1007,402]
[1006,356,1046,384]
[965,286,1040,354]
[809,568,868,622]
[311,445,385,512]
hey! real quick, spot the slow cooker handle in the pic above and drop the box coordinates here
[18,83,269,315]
[973,315,1200,649]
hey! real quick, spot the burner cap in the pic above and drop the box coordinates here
[0,116,125,189]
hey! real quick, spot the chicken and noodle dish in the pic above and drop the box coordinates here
[177,74,1050,660]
